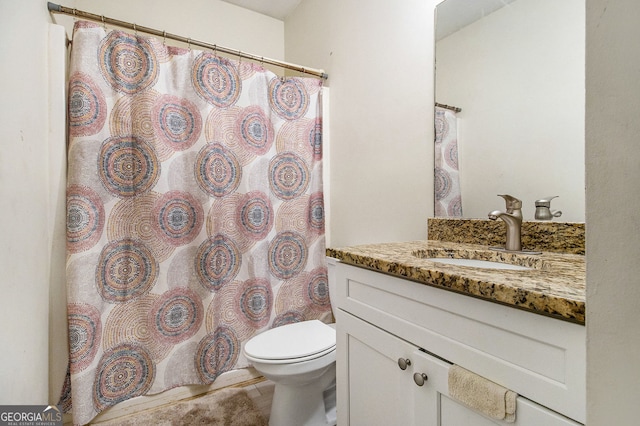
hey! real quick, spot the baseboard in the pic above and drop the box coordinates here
[63,368,263,425]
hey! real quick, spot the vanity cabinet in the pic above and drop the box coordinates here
[332,261,585,425]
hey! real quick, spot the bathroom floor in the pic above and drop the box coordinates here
[242,378,275,420]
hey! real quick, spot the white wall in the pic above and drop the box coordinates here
[285,0,436,247]
[585,0,640,423]
[0,0,53,404]
[435,0,585,221]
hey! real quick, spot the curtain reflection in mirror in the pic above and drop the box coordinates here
[434,106,462,217]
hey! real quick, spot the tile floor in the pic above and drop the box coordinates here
[241,378,275,420]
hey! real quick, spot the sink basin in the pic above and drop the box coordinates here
[424,257,532,271]
[412,247,547,271]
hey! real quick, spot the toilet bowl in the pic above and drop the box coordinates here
[244,320,336,426]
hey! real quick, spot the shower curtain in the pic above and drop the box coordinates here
[60,21,329,425]
[434,106,462,216]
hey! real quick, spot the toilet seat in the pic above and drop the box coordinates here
[245,345,336,365]
[244,320,336,364]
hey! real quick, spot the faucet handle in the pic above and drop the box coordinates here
[498,194,522,212]
[535,196,558,207]
[534,196,562,220]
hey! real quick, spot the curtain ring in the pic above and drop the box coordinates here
[187,38,191,51]
[162,30,167,45]
[133,23,137,35]
[101,15,106,30]
[213,44,217,57]
[238,50,242,65]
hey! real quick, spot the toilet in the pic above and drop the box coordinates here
[243,260,338,426]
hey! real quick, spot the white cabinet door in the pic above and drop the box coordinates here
[439,392,584,426]
[339,310,419,426]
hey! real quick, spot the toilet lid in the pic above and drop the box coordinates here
[244,320,336,361]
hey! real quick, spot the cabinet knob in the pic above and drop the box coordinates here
[413,372,428,386]
[397,358,411,370]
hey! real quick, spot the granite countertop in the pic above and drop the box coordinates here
[327,240,585,324]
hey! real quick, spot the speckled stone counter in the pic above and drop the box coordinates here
[327,240,585,324]
[428,218,585,255]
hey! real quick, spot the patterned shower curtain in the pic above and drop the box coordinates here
[60,21,329,425]
[434,106,462,216]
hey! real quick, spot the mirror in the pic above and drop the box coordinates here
[434,0,585,222]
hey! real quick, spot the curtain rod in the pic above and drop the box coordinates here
[47,2,328,80]
[435,102,462,113]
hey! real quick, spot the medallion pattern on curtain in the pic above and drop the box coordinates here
[60,21,329,425]
[434,106,462,216]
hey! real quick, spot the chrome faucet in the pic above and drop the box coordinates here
[488,194,523,252]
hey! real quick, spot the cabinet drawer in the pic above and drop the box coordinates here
[335,262,585,423]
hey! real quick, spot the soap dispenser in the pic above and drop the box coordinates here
[534,196,562,220]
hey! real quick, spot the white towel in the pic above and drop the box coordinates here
[448,365,517,423]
